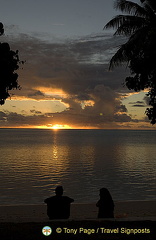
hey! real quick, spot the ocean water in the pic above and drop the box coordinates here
[0,128,156,205]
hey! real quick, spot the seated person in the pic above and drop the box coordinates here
[44,186,74,219]
[96,188,114,218]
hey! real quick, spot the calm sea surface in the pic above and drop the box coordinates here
[0,129,156,205]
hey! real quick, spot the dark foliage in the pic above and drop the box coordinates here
[0,22,24,105]
[104,0,156,124]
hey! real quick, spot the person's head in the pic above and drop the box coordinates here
[55,186,63,196]
[99,188,112,199]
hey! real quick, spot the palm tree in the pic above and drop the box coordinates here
[104,0,156,124]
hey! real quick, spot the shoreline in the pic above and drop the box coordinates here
[0,200,156,222]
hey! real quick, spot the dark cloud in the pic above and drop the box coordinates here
[0,30,137,128]
[131,104,145,107]
[0,112,48,127]
[28,90,44,98]
[129,100,146,108]
[129,101,144,104]
[116,104,127,112]
[0,111,7,120]
[2,32,129,98]
[0,83,135,128]
[30,110,42,114]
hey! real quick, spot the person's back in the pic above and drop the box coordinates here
[44,186,74,219]
[96,188,114,218]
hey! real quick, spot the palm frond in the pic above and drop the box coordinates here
[114,18,146,35]
[114,0,149,17]
[143,3,156,20]
[104,15,147,35]
[140,0,156,12]
[109,44,129,69]
[106,1,156,69]
[109,26,150,69]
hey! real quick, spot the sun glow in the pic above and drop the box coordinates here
[52,124,70,130]
[36,124,72,130]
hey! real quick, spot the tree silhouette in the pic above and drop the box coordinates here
[0,22,23,105]
[104,0,156,124]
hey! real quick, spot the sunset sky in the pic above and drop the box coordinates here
[0,0,155,129]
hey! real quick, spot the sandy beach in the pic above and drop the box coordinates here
[0,200,156,222]
[0,201,156,240]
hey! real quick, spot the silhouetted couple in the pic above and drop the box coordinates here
[44,186,114,219]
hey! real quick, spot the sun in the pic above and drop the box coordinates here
[51,124,71,130]
[52,124,61,129]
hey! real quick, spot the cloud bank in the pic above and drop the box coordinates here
[0,28,150,128]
